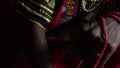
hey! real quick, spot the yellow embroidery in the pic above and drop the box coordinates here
[18,1,51,23]
[16,9,46,30]
[39,9,52,19]
[30,0,53,14]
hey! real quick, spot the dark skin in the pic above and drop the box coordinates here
[31,24,52,68]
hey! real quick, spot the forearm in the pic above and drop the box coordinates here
[31,24,52,68]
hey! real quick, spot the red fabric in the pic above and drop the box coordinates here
[0,0,120,68]
[48,0,67,30]
[50,50,80,68]
[93,16,108,68]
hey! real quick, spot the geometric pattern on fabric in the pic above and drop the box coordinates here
[16,0,55,30]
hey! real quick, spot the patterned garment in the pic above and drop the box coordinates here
[44,0,81,44]
[59,0,79,24]
[16,0,55,30]
[51,0,80,40]
[46,0,120,68]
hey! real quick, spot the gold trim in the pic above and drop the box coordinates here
[30,0,53,14]
[16,9,46,30]
[18,1,51,23]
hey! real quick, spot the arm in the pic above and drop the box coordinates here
[31,23,52,68]
[15,0,56,68]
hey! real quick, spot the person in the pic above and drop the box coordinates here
[15,0,120,68]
